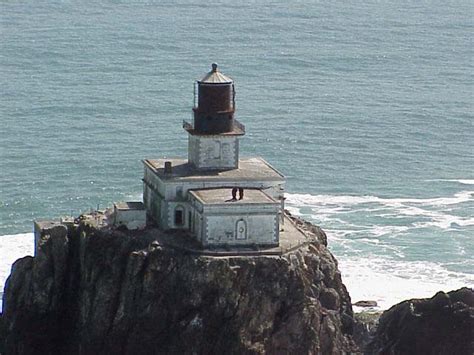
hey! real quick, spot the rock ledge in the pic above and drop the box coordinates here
[2,218,357,354]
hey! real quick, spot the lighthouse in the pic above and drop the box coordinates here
[142,64,285,248]
[184,63,245,170]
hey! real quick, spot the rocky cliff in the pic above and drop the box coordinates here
[365,287,474,355]
[1,217,357,354]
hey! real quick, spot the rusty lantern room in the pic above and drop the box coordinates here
[184,64,245,171]
[193,62,235,134]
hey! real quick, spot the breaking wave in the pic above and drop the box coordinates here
[427,179,474,185]
[286,188,474,310]
[340,256,474,311]
[286,190,474,233]
[0,233,34,310]
[286,190,473,209]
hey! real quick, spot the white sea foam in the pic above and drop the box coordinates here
[285,190,474,310]
[0,233,34,311]
[285,205,302,217]
[286,190,473,208]
[286,190,474,234]
[414,215,474,229]
[124,193,143,202]
[340,256,474,311]
[369,225,411,238]
[428,179,474,186]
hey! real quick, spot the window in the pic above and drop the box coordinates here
[174,206,184,226]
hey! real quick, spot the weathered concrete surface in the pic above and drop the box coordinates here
[1,219,357,354]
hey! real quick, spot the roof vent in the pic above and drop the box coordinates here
[211,63,218,72]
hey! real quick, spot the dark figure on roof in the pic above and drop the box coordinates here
[230,187,244,201]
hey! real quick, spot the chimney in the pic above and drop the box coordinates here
[164,161,172,174]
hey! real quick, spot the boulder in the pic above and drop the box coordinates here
[354,301,378,308]
[365,288,474,355]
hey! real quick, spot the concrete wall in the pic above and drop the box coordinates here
[143,184,164,225]
[189,197,280,247]
[144,181,191,230]
[188,135,239,170]
[145,180,284,231]
[166,201,192,229]
[145,182,192,230]
[143,165,169,227]
[199,213,279,247]
[143,166,165,196]
[113,208,146,230]
[191,208,203,242]
[143,161,285,231]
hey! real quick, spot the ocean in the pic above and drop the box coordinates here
[1,1,473,311]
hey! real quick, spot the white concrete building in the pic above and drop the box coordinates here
[109,202,146,230]
[143,64,285,247]
[189,189,280,247]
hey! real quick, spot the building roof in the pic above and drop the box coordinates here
[189,188,278,205]
[114,202,145,210]
[199,63,233,84]
[143,157,285,182]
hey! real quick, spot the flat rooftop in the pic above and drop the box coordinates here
[114,202,145,210]
[189,188,278,205]
[143,157,285,182]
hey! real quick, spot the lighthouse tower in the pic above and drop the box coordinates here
[142,64,285,246]
[184,63,245,170]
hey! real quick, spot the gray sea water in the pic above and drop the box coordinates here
[1,0,473,309]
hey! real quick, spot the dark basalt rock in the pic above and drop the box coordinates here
[365,287,474,355]
[1,220,357,354]
[352,311,381,353]
[353,301,378,308]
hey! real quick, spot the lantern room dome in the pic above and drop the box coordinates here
[199,63,233,84]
